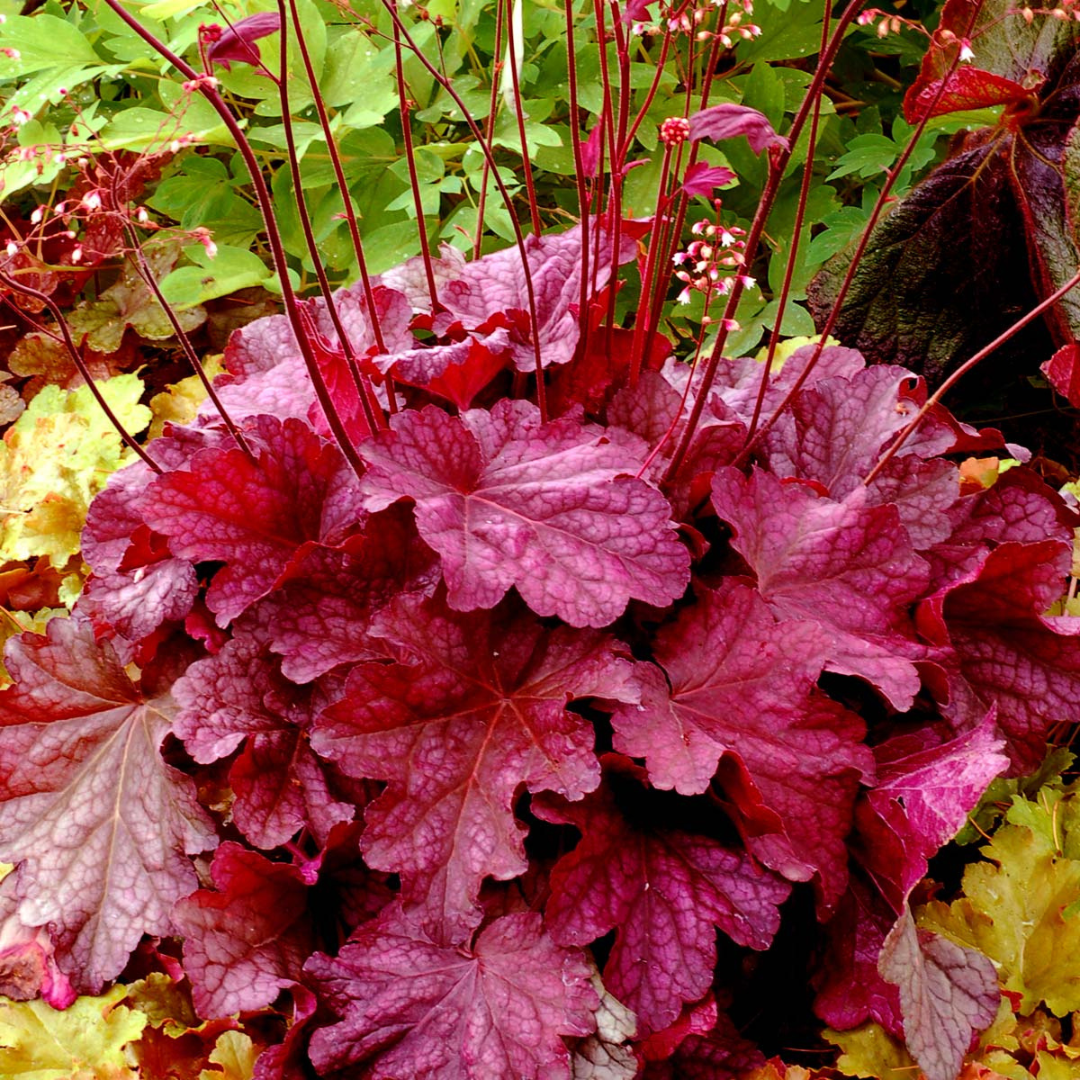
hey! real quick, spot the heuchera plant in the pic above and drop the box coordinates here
[0,0,1078,1077]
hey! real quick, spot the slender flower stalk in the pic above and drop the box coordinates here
[276,0,384,436]
[95,0,367,476]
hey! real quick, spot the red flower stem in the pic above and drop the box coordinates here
[621,27,676,159]
[284,0,392,395]
[732,14,975,469]
[0,271,161,472]
[564,0,591,344]
[865,268,1080,486]
[392,9,440,313]
[629,142,676,388]
[662,0,865,486]
[96,0,366,476]
[381,0,548,420]
[124,227,255,460]
[745,3,831,442]
[474,0,506,257]
[277,0,383,435]
[503,0,542,237]
[610,0,631,155]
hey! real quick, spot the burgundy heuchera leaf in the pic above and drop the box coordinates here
[206,12,281,71]
[0,617,217,991]
[536,755,790,1035]
[359,400,689,628]
[304,904,598,1080]
[313,592,638,939]
[611,582,872,912]
[173,842,313,1018]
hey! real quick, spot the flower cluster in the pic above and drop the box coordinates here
[672,211,750,314]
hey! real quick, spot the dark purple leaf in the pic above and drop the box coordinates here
[1042,341,1080,408]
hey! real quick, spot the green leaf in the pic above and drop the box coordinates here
[160,245,274,307]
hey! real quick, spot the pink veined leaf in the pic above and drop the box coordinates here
[304,904,599,1080]
[1042,342,1080,408]
[610,582,873,913]
[924,467,1073,593]
[688,103,788,154]
[312,592,638,941]
[172,618,354,849]
[259,503,440,684]
[0,617,217,992]
[852,713,1008,912]
[173,842,313,1019]
[581,123,604,177]
[712,465,929,710]
[358,400,690,628]
[535,755,790,1035]
[141,415,366,625]
[920,539,1080,773]
[206,12,281,71]
[878,909,999,1080]
[679,161,736,197]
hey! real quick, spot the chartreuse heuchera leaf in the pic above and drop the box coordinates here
[1,228,1078,1079]
[0,373,150,566]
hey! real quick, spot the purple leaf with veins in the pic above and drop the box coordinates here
[712,466,928,710]
[174,842,313,1018]
[305,904,598,1079]
[680,161,736,196]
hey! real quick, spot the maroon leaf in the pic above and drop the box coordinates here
[383,328,511,410]
[1042,341,1080,408]
[641,997,765,1079]
[688,104,787,154]
[359,400,689,627]
[813,871,903,1035]
[904,66,1030,125]
[142,415,365,625]
[174,842,313,1018]
[312,593,637,938]
[304,904,598,1079]
[0,617,217,992]
[610,583,872,912]
[711,466,928,710]
[385,223,638,371]
[536,755,789,1034]
[206,12,281,71]
[878,909,999,1080]
[173,620,354,849]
